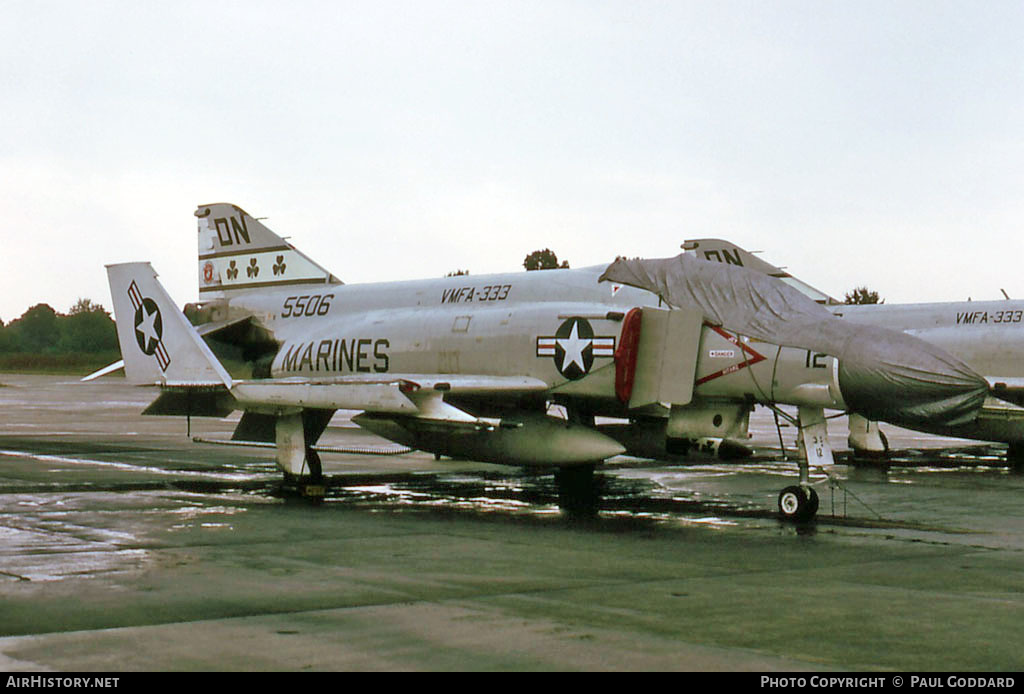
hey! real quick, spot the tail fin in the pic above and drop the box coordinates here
[682,238,838,305]
[196,202,342,299]
[107,262,233,387]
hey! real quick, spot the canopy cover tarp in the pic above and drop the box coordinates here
[599,254,987,427]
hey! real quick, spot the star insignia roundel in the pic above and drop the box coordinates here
[127,280,171,372]
[536,317,616,380]
[134,298,163,355]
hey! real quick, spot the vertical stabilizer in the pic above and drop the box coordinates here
[683,238,838,305]
[196,203,341,299]
[107,262,233,387]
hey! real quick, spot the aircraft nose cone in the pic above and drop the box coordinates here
[837,332,989,429]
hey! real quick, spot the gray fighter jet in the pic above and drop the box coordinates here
[684,239,1024,462]
[103,204,993,521]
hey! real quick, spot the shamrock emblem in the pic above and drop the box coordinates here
[226,260,239,280]
[273,255,287,275]
[247,258,260,278]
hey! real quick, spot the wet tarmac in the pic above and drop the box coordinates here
[1,374,1023,671]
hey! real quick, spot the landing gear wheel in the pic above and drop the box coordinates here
[302,448,326,502]
[1007,443,1024,473]
[806,486,820,517]
[554,464,600,518]
[778,485,818,522]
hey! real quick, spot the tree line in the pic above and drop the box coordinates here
[0,300,119,369]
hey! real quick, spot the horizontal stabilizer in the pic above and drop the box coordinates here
[142,386,236,417]
[80,360,125,382]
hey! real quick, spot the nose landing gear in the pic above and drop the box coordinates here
[776,406,831,523]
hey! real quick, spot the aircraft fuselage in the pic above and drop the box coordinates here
[220,266,966,440]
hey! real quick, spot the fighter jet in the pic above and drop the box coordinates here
[684,239,1024,463]
[103,203,990,521]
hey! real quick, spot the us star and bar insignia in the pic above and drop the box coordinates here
[128,280,170,372]
[537,317,615,380]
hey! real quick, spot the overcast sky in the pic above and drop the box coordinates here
[2,0,1023,322]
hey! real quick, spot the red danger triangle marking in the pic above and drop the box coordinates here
[695,325,767,385]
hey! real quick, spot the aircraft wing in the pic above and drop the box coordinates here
[223,372,620,467]
[230,373,549,418]
[195,315,253,337]
[142,371,549,423]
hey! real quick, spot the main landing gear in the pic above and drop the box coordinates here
[281,446,326,500]
[554,464,601,517]
[276,412,327,500]
[1007,443,1024,473]
[847,413,889,460]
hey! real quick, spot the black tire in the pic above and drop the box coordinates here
[305,448,324,484]
[778,485,818,522]
[554,464,600,517]
[806,486,819,517]
[1006,443,1024,472]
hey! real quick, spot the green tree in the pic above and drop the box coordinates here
[524,249,569,271]
[67,298,104,315]
[445,269,470,277]
[0,318,19,353]
[844,287,882,305]
[11,304,59,352]
[58,299,117,353]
